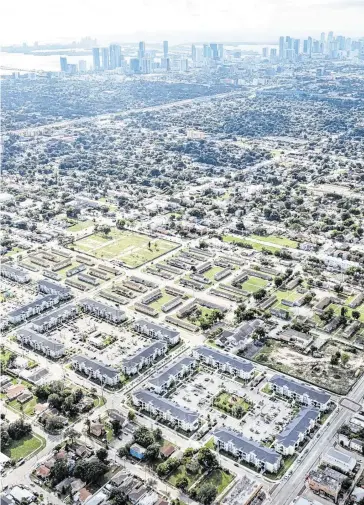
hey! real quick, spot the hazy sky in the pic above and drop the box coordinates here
[2,0,364,45]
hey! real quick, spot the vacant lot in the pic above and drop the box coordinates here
[72,229,178,267]
[223,235,279,253]
[253,339,363,394]
[67,220,94,232]
[195,468,234,495]
[249,235,298,248]
[3,433,45,461]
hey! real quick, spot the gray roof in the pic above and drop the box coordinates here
[79,298,125,318]
[149,357,195,388]
[280,328,312,341]
[323,447,357,470]
[1,264,29,278]
[135,318,180,339]
[270,375,331,405]
[123,341,166,369]
[195,345,254,373]
[38,279,71,294]
[213,427,281,465]
[134,389,199,424]
[275,408,320,447]
[232,319,262,341]
[17,327,65,352]
[9,294,59,318]
[32,304,76,327]
[72,355,119,379]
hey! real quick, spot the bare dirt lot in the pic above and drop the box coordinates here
[253,339,364,395]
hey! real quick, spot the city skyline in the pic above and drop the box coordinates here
[2,0,364,45]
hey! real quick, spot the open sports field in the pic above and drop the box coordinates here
[241,276,268,293]
[72,229,178,268]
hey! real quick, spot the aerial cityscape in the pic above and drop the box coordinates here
[1,4,364,505]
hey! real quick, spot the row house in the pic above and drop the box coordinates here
[78,298,126,324]
[213,427,282,474]
[193,345,254,380]
[148,357,197,394]
[17,327,65,358]
[38,279,72,300]
[274,408,320,455]
[132,389,200,432]
[9,295,60,324]
[31,304,77,333]
[133,319,180,345]
[1,264,30,284]
[269,375,331,411]
[122,341,168,376]
[71,355,120,386]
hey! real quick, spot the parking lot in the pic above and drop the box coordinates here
[51,317,155,369]
[169,368,294,443]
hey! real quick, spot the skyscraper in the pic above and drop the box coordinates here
[163,40,168,58]
[78,60,87,72]
[109,44,122,69]
[203,44,211,59]
[210,43,219,60]
[279,36,285,60]
[218,44,224,60]
[130,58,140,73]
[191,44,197,62]
[60,57,68,72]
[262,47,269,58]
[138,41,145,60]
[92,48,101,70]
[303,40,308,53]
[293,39,300,56]
[102,47,109,70]
[307,37,313,56]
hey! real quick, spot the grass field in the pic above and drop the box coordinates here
[56,261,81,278]
[249,235,298,248]
[72,229,177,268]
[149,290,174,311]
[167,464,202,489]
[198,469,234,495]
[3,433,45,461]
[329,303,364,322]
[68,220,94,232]
[204,266,224,281]
[223,235,280,254]
[213,392,251,418]
[241,276,268,293]
[8,397,39,416]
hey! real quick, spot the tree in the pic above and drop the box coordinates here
[341,353,350,366]
[116,219,126,230]
[274,277,283,287]
[0,429,10,447]
[128,410,135,421]
[111,419,121,436]
[64,427,78,443]
[145,443,160,461]
[96,448,108,462]
[197,447,218,470]
[253,288,267,301]
[48,393,62,410]
[175,476,189,491]
[109,488,128,505]
[50,459,69,485]
[197,483,218,505]
[153,427,162,441]
[8,419,31,440]
[74,460,109,484]
[134,426,154,448]
[46,416,65,432]
[352,310,360,320]
[334,284,344,294]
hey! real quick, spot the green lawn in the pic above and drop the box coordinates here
[223,235,280,254]
[241,276,268,293]
[249,235,298,249]
[0,348,13,366]
[204,437,215,450]
[3,434,45,461]
[200,469,234,495]
[8,397,39,416]
[167,464,202,489]
[268,454,297,480]
[55,261,81,278]
[68,220,94,232]
[329,303,364,322]
[72,229,178,267]
[213,392,251,418]
[204,266,224,281]
[149,290,173,311]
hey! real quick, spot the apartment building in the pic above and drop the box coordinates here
[274,408,320,455]
[148,357,197,394]
[71,355,120,386]
[193,345,254,380]
[31,304,77,333]
[269,375,331,411]
[122,342,168,376]
[133,319,180,345]
[213,427,282,474]
[307,467,346,503]
[78,298,126,324]
[9,295,60,324]
[17,327,65,358]
[38,279,72,300]
[1,264,30,284]
[132,389,200,432]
